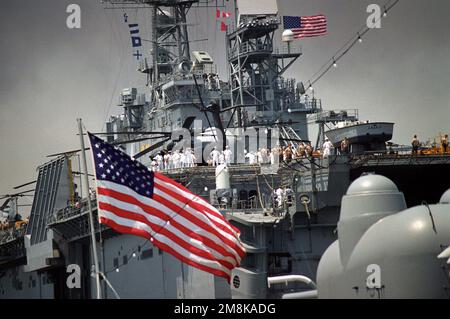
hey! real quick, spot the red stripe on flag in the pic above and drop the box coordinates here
[155,173,242,237]
[98,198,240,265]
[97,186,244,261]
[100,217,232,282]
[99,202,236,270]
[155,174,237,228]
[154,182,236,236]
[152,192,245,259]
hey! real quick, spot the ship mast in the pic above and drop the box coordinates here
[103,0,198,85]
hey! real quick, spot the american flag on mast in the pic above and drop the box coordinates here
[283,14,327,39]
[88,133,245,282]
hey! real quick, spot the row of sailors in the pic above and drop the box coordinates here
[209,146,233,166]
[244,144,315,165]
[149,148,196,171]
[242,143,316,165]
[150,146,235,170]
[148,142,317,171]
[279,143,315,162]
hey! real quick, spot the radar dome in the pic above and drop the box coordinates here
[282,29,295,42]
[318,180,450,298]
[346,174,398,195]
[440,189,450,204]
[338,174,406,265]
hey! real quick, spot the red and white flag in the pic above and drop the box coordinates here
[216,9,232,32]
[88,133,245,282]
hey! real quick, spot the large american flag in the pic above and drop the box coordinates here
[88,133,245,281]
[283,15,327,39]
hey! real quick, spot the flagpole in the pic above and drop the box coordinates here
[77,118,102,300]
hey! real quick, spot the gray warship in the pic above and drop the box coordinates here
[1,0,449,299]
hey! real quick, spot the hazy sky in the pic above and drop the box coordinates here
[0,0,448,207]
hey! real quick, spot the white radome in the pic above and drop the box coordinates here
[282,29,295,42]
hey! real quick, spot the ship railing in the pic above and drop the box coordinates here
[0,226,26,245]
[350,148,450,167]
[156,73,195,88]
[273,44,302,56]
[286,100,321,113]
[220,195,292,217]
[228,42,273,60]
[310,109,359,123]
[48,196,97,224]
[228,42,302,60]
[303,99,322,111]
[214,198,259,212]
[236,196,259,210]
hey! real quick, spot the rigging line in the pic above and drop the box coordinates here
[102,8,114,125]
[260,171,275,193]
[309,0,401,86]
[308,0,397,81]
[254,167,266,210]
[202,5,207,52]
[213,4,217,61]
[101,10,128,132]
[113,6,131,86]
[306,0,401,87]
[192,74,217,142]
[105,238,150,274]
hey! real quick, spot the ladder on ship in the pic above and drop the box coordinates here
[280,125,304,149]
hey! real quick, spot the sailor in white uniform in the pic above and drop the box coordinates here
[322,138,333,158]
[172,150,181,169]
[211,147,220,166]
[185,148,195,167]
[155,153,163,171]
[151,159,158,172]
[245,151,257,165]
[275,187,284,207]
[163,152,170,170]
[181,150,188,168]
[219,152,225,166]
[223,145,232,166]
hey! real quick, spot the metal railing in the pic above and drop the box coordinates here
[48,197,97,225]
[229,42,272,60]
[0,225,27,245]
[310,109,359,123]
[273,44,302,56]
